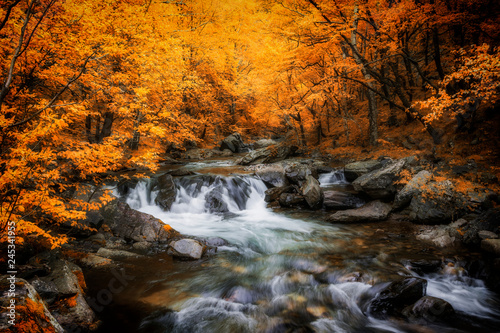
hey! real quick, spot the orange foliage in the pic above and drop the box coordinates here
[12,298,57,333]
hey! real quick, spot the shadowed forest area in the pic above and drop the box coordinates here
[1,0,500,332]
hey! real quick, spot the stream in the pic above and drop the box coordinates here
[87,161,500,333]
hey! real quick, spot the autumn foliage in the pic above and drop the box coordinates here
[1,0,499,248]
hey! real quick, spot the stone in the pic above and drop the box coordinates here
[253,138,277,149]
[205,187,229,213]
[402,296,455,322]
[481,239,500,256]
[462,208,500,245]
[415,225,459,248]
[97,248,141,258]
[408,180,458,225]
[168,239,207,260]
[285,164,318,186]
[102,200,179,243]
[220,133,248,153]
[301,175,323,209]
[0,276,64,333]
[326,200,392,223]
[256,164,288,187]
[479,230,499,240]
[393,170,433,210]
[279,193,306,208]
[344,160,383,182]
[367,277,427,318]
[154,173,177,211]
[79,253,113,268]
[352,159,406,200]
[237,144,298,165]
[133,241,153,250]
[167,167,195,177]
[265,185,295,203]
[323,191,365,210]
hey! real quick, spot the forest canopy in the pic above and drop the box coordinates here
[1,0,499,248]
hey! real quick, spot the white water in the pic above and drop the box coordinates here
[118,171,500,333]
[318,170,349,186]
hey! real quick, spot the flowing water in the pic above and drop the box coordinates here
[88,164,500,333]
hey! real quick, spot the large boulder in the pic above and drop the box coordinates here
[279,193,306,207]
[344,160,383,182]
[323,191,365,210]
[265,185,295,203]
[402,296,455,322]
[255,164,288,188]
[367,277,427,318]
[301,175,323,209]
[285,164,318,186]
[408,180,458,225]
[168,239,207,260]
[326,200,392,223]
[0,276,64,333]
[462,208,500,245]
[154,173,177,211]
[205,186,229,213]
[352,159,406,200]
[253,138,277,149]
[393,170,433,210]
[220,133,248,153]
[102,200,178,243]
[237,144,298,165]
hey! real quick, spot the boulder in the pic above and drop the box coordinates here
[237,144,298,165]
[154,173,177,211]
[408,180,459,225]
[462,209,500,245]
[168,239,206,260]
[220,133,248,153]
[265,185,295,203]
[0,276,64,333]
[79,253,113,268]
[279,193,306,207]
[102,200,178,243]
[323,191,365,210]
[352,159,406,200]
[415,225,461,248]
[256,164,288,188]
[402,296,455,322]
[393,170,433,210]
[478,230,499,240]
[301,175,323,209]
[253,138,277,149]
[96,248,141,259]
[344,160,383,182]
[367,277,427,318]
[326,201,392,223]
[205,187,229,213]
[481,239,500,256]
[167,167,195,177]
[285,164,318,186]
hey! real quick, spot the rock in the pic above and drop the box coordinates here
[220,133,248,153]
[279,193,306,208]
[203,237,229,247]
[253,138,277,149]
[402,296,455,322]
[462,208,500,245]
[0,276,64,333]
[478,230,499,240]
[97,248,141,258]
[133,241,153,251]
[285,164,318,186]
[323,191,365,210]
[30,277,60,305]
[265,185,295,203]
[326,201,392,223]
[408,180,458,225]
[168,239,206,260]
[154,173,177,211]
[415,225,460,248]
[205,187,229,213]
[167,167,195,177]
[237,144,298,165]
[301,175,323,209]
[344,160,383,182]
[393,170,433,210]
[79,253,113,268]
[102,200,178,243]
[39,260,96,329]
[256,164,288,187]
[352,159,406,200]
[367,277,427,318]
[481,239,500,256]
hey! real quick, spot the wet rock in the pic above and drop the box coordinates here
[279,193,306,208]
[155,173,177,211]
[168,239,207,260]
[462,209,500,245]
[408,180,458,225]
[97,248,141,259]
[481,239,500,256]
[402,259,442,275]
[30,277,59,305]
[166,167,195,177]
[102,200,178,243]
[323,191,364,210]
[402,296,455,322]
[367,277,427,318]
[253,138,277,149]
[0,276,64,333]
[301,175,323,209]
[79,253,113,268]
[265,185,295,203]
[237,144,298,165]
[256,164,288,188]
[285,164,318,186]
[220,133,248,153]
[205,186,229,213]
[344,160,383,182]
[393,170,432,210]
[203,237,229,247]
[415,225,460,248]
[479,230,498,240]
[133,241,153,251]
[326,201,392,223]
[352,159,406,200]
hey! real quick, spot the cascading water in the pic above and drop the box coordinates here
[110,169,500,333]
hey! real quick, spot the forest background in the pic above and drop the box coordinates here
[0,0,499,249]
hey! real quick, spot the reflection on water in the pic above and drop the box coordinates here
[88,169,500,333]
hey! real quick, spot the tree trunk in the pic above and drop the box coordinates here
[432,28,445,80]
